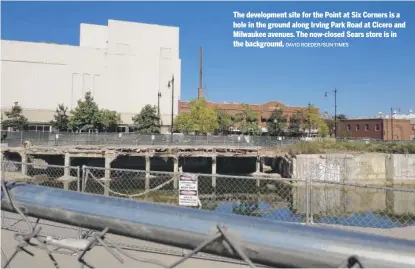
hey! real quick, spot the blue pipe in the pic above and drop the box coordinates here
[2,183,415,268]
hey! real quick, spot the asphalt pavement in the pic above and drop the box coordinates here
[1,211,251,268]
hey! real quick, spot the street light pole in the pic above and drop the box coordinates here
[168,75,175,143]
[157,92,162,126]
[325,88,338,138]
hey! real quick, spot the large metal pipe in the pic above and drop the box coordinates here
[2,183,415,268]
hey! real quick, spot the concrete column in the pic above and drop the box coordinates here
[103,154,115,196]
[104,156,112,179]
[21,152,28,175]
[212,156,217,187]
[256,156,261,173]
[64,153,71,177]
[173,156,179,189]
[145,155,151,191]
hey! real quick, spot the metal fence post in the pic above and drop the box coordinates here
[305,176,310,225]
[306,175,314,225]
[77,166,81,192]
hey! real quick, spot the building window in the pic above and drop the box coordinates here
[28,124,52,133]
[375,124,380,131]
[346,125,351,131]
[356,124,360,131]
[365,124,369,131]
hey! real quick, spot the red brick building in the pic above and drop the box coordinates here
[178,100,309,129]
[337,118,413,140]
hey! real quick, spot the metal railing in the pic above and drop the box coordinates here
[1,131,300,147]
[2,160,415,267]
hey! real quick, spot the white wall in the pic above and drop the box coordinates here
[1,19,181,126]
[80,23,108,49]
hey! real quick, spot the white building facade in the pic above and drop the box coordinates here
[1,19,181,132]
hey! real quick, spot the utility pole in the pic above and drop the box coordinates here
[325,88,338,138]
[307,102,311,137]
[198,46,204,100]
[168,76,175,143]
[157,92,162,126]
[390,107,400,140]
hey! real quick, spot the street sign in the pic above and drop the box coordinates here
[179,173,198,207]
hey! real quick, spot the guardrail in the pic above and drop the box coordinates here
[2,177,415,267]
[2,160,415,267]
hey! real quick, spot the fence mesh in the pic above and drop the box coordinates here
[303,153,415,228]
[83,166,177,203]
[2,131,300,147]
[2,161,80,191]
[1,159,415,229]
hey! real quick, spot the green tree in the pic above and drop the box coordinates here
[304,105,329,137]
[216,110,233,134]
[2,102,28,131]
[289,110,305,136]
[325,119,335,137]
[267,108,287,136]
[174,113,194,133]
[325,114,347,137]
[336,114,347,120]
[69,92,102,131]
[234,104,260,135]
[101,109,121,132]
[174,98,218,134]
[132,105,160,134]
[50,104,69,132]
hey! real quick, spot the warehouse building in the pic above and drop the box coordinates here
[1,19,181,133]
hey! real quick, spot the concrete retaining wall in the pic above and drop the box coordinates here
[386,154,415,184]
[294,153,415,185]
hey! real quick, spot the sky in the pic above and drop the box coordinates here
[1,1,414,118]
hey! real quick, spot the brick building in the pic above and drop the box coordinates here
[337,118,414,140]
[178,100,309,132]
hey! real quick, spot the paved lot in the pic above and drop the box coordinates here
[1,229,254,268]
[2,211,415,268]
[1,211,252,268]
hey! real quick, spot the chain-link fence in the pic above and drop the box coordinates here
[303,154,415,228]
[2,160,414,229]
[2,160,80,191]
[1,160,82,248]
[2,131,300,147]
[81,165,415,229]
[308,181,415,228]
